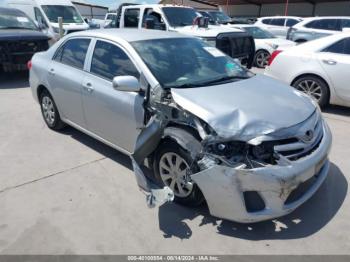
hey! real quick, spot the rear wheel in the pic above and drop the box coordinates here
[254,50,270,68]
[292,76,330,107]
[39,90,66,130]
[154,140,204,207]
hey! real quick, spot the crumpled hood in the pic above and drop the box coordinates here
[171,74,316,140]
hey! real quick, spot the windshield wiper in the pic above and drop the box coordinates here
[201,75,250,86]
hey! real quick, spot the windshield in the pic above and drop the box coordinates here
[41,5,83,23]
[0,13,37,30]
[243,26,276,39]
[209,11,231,23]
[162,7,198,27]
[132,38,252,89]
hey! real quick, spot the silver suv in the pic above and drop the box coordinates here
[287,17,350,43]
[29,29,332,223]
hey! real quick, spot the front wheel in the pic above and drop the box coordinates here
[154,140,204,207]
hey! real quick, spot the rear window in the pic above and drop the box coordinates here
[124,8,140,28]
[342,19,350,29]
[54,38,90,69]
[286,19,300,27]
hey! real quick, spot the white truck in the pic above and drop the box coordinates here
[106,4,255,67]
[6,0,89,42]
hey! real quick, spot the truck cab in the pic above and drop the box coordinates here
[110,4,255,67]
[7,0,89,43]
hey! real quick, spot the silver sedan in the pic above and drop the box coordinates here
[29,29,332,223]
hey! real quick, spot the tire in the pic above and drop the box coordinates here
[292,75,330,108]
[254,50,271,68]
[154,139,204,207]
[39,89,66,130]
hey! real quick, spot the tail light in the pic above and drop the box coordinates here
[27,60,32,70]
[268,50,282,66]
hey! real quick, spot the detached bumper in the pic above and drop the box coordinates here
[192,121,332,223]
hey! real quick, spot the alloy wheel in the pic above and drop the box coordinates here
[296,79,322,102]
[159,152,193,198]
[41,96,56,125]
[256,51,271,68]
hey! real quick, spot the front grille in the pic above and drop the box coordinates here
[273,118,323,161]
[216,32,255,68]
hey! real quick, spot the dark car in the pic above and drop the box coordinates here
[0,7,49,72]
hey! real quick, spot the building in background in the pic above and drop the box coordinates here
[159,0,218,10]
[72,0,108,19]
[167,0,350,17]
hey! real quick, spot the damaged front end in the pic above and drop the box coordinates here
[130,79,332,223]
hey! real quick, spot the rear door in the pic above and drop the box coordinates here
[82,39,145,153]
[305,19,341,39]
[318,37,350,102]
[47,38,91,127]
[266,18,286,38]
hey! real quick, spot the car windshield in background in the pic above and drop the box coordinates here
[41,5,83,23]
[209,11,231,23]
[132,38,252,89]
[162,7,198,27]
[0,13,37,30]
[243,26,275,39]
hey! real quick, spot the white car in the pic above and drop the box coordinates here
[233,25,296,68]
[287,17,350,43]
[255,16,303,38]
[265,32,350,108]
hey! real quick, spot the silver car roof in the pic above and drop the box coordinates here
[69,29,193,42]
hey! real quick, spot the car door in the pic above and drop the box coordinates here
[47,37,91,127]
[305,19,340,40]
[317,37,350,102]
[266,18,286,38]
[82,39,145,153]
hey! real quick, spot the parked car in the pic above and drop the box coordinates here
[255,16,303,38]
[29,29,331,223]
[7,0,89,43]
[106,4,256,68]
[287,16,350,43]
[265,32,350,108]
[233,25,296,68]
[0,7,49,72]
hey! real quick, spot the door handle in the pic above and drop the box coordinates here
[322,59,337,65]
[83,82,94,93]
[48,68,55,76]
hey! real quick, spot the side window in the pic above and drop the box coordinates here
[124,8,140,28]
[261,19,271,25]
[90,41,139,81]
[286,19,300,27]
[34,7,47,28]
[314,19,340,31]
[342,19,350,29]
[305,20,317,28]
[324,38,350,55]
[270,18,285,26]
[53,38,91,70]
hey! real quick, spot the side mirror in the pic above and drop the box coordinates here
[113,76,141,92]
[145,18,155,29]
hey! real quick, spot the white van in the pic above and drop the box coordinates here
[6,0,89,42]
